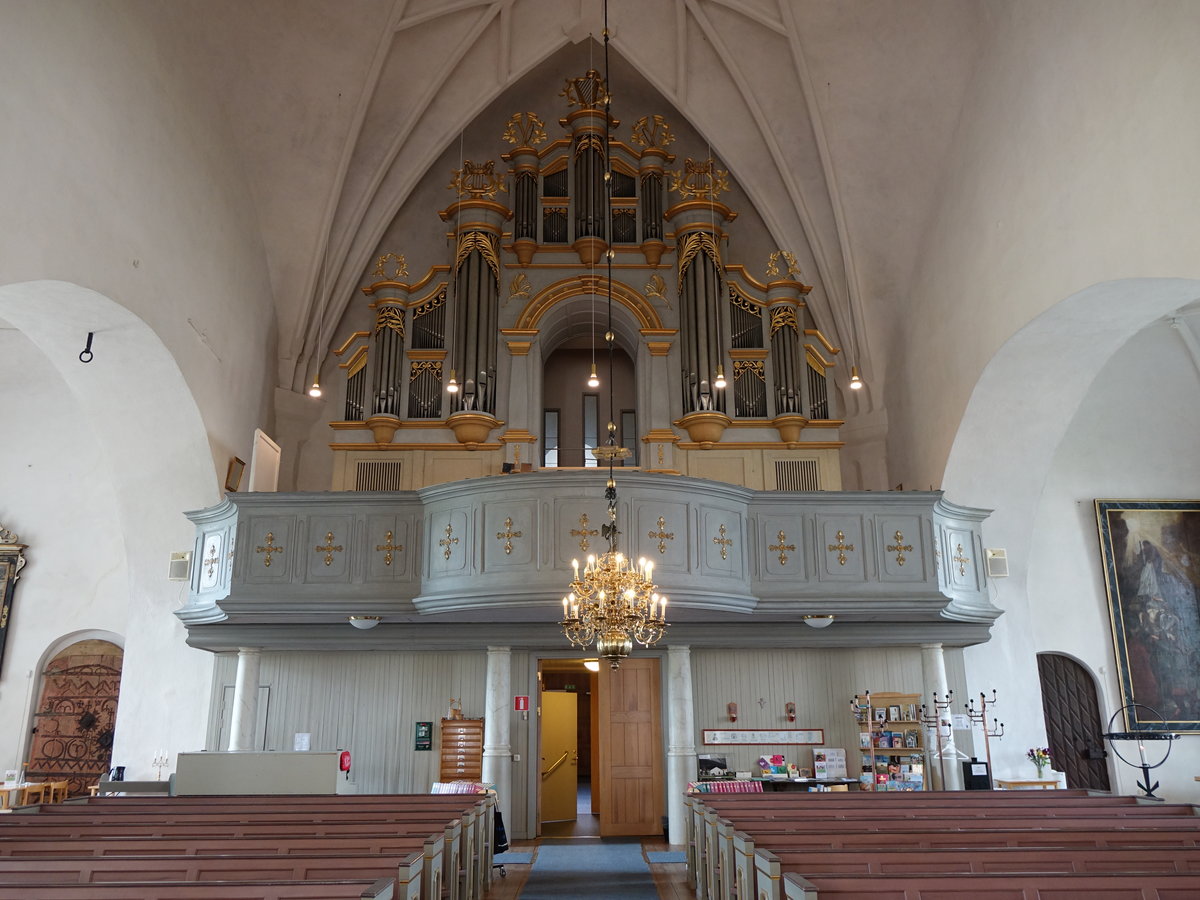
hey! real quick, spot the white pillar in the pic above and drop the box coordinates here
[482,647,513,829]
[921,642,962,790]
[227,648,262,752]
[666,645,697,845]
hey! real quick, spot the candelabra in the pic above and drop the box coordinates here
[561,543,668,668]
[919,690,954,790]
[964,690,1004,785]
[152,750,169,781]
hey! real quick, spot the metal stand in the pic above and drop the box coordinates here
[1103,703,1179,801]
[920,691,953,791]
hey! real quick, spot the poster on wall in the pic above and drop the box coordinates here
[1095,500,1200,731]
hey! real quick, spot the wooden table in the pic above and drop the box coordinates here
[1,782,46,808]
[994,778,1060,790]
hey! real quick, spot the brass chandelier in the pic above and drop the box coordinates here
[558,1,668,668]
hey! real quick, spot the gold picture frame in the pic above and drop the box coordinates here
[225,457,246,492]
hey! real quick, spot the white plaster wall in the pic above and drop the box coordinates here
[0,4,279,777]
[0,329,130,772]
[1028,320,1200,801]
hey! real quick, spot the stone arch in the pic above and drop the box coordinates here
[0,280,218,778]
[516,275,665,355]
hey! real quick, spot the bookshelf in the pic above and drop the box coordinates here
[852,692,926,791]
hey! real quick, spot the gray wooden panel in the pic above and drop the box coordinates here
[483,499,536,570]
[759,515,807,580]
[943,526,980,591]
[635,499,688,571]
[428,507,471,575]
[554,498,610,564]
[876,514,927,582]
[815,514,866,581]
[700,506,741,576]
[239,515,297,584]
[363,513,414,581]
[303,514,354,582]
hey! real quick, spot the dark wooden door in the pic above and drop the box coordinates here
[1038,652,1111,790]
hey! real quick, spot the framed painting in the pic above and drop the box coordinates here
[1095,500,1200,731]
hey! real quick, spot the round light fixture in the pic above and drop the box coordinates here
[802,614,835,629]
[587,363,600,388]
[849,366,863,390]
[446,369,459,393]
[348,615,383,630]
[583,659,600,673]
[308,379,322,398]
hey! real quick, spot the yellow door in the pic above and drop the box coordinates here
[597,657,664,836]
[540,690,578,823]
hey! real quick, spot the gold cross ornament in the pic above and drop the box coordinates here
[648,516,675,554]
[570,513,599,553]
[953,543,970,577]
[439,523,459,560]
[315,532,343,567]
[496,517,523,555]
[769,530,796,566]
[712,523,733,560]
[376,531,404,566]
[827,530,855,566]
[255,532,284,568]
[887,531,914,566]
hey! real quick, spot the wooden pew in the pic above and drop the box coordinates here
[0,878,396,899]
[780,870,1200,898]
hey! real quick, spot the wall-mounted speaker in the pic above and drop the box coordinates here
[168,551,192,582]
[985,548,1009,578]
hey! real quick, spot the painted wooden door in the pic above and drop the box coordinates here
[540,690,578,823]
[598,657,664,836]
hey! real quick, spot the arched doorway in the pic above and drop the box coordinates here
[29,640,123,797]
[1037,653,1111,790]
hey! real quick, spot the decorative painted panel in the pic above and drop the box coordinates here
[701,507,741,576]
[428,508,471,575]
[302,514,355,583]
[364,513,414,582]
[633,500,688,571]
[759,516,806,580]
[875,515,927,582]
[483,500,536,571]
[554,499,610,565]
[943,527,980,592]
[815,515,866,581]
[240,516,297,584]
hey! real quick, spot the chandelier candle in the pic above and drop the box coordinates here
[561,553,668,668]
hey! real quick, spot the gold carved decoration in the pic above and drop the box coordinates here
[496,517,523,555]
[376,531,404,567]
[410,360,443,376]
[372,252,409,280]
[315,531,343,567]
[827,530,855,566]
[953,543,970,577]
[888,531,914,567]
[256,533,284,568]
[769,307,799,336]
[502,112,548,147]
[631,114,676,149]
[729,286,762,316]
[647,517,675,554]
[644,273,670,308]
[677,232,722,291]
[657,443,665,467]
[455,231,501,283]
[766,250,801,279]
[375,305,405,338]
[560,68,608,110]
[570,513,599,553]
[573,132,606,159]
[507,273,531,306]
[412,287,447,320]
[733,360,765,382]
[439,523,459,561]
[204,544,220,578]
[448,159,508,199]
[769,531,796,566]
[669,157,730,201]
[712,523,733,560]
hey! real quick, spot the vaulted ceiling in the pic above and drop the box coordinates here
[155,0,982,397]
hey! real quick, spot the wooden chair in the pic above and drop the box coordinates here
[47,780,70,803]
[17,783,48,806]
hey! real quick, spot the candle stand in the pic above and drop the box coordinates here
[964,690,1004,788]
[919,691,953,791]
[1103,703,1179,801]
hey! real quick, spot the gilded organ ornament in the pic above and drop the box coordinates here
[630,114,675,149]
[315,532,344,567]
[644,273,670,308]
[256,532,284,568]
[375,305,405,337]
[669,157,730,201]
[766,250,801,279]
[827,530,855,566]
[502,112,548,147]
[439,523,459,561]
[454,231,501,282]
[372,252,409,281]
[770,307,799,336]
[648,517,675,554]
[448,160,508,199]
[507,273,531,305]
[560,68,608,110]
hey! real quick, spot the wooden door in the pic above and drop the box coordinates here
[540,691,578,823]
[597,657,663,836]
[1038,653,1111,790]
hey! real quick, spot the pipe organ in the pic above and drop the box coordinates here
[329,68,845,492]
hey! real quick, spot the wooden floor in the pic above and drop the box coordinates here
[488,838,689,899]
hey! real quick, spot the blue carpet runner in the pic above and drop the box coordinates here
[520,840,660,899]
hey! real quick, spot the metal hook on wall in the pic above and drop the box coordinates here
[79,332,95,364]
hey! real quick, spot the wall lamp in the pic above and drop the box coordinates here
[348,615,382,630]
[802,614,835,629]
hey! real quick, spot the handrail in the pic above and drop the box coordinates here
[541,750,569,779]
